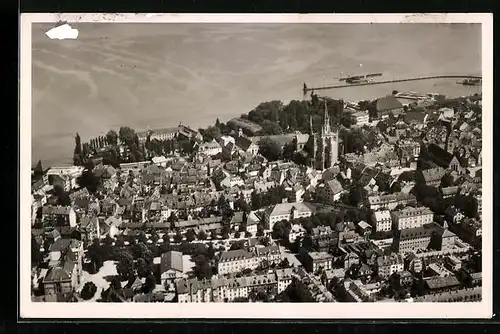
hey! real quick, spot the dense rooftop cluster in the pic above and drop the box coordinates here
[31,91,482,303]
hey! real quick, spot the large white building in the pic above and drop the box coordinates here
[372,210,392,232]
[263,202,315,231]
[391,206,434,230]
[368,193,417,211]
[217,246,282,275]
[176,269,292,302]
[351,111,370,127]
[197,139,223,157]
[45,166,84,191]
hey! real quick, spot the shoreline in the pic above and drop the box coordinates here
[32,82,482,168]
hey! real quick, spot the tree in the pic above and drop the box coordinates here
[278,258,291,269]
[340,113,354,128]
[251,191,263,210]
[81,282,97,300]
[199,126,221,142]
[236,195,251,213]
[116,250,135,280]
[73,133,83,166]
[53,185,71,206]
[132,242,154,264]
[207,243,215,260]
[261,120,283,135]
[106,130,118,146]
[454,195,478,218]
[258,137,283,161]
[193,255,213,280]
[198,230,207,241]
[136,258,150,277]
[256,225,264,237]
[142,274,156,294]
[31,236,41,265]
[119,126,136,147]
[245,231,252,238]
[109,276,122,291]
[302,234,314,251]
[282,141,296,161]
[440,173,455,188]
[347,186,363,207]
[234,231,241,239]
[185,229,196,242]
[229,240,246,250]
[76,169,101,193]
[33,160,44,180]
[222,225,230,239]
[174,230,183,243]
[210,230,218,240]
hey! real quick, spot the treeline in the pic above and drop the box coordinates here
[72,126,199,168]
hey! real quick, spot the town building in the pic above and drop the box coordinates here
[424,275,461,293]
[137,125,201,143]
[45,166,84,192]
[413,286,481,303]
[160,251,186,286]
[396,140,421,165]
[376,253,404,279]
[302,251,333,273]
[374,95,404,119]
[42,239,84,302]
[417,167,446,187]
[372,210,392,232]
[41,206,77,228]
[351,111,370,127]
[263,202,315,231]
[391,206,434,230]
[216,246,282,275]
[393,224,434,254]
[368,193,417,211]
[196,139,223,157]
[315,179,345,204]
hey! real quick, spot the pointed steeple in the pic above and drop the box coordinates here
[443,221,449,230]
[309,114,313,135]
[323,99,330,134]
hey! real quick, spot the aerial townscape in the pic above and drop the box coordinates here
[30,86,483,303]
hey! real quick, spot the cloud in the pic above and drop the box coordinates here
[45,24,79,40]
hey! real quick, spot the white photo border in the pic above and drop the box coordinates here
[20,13,493,319]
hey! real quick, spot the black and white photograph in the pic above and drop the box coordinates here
[20,13,493,318]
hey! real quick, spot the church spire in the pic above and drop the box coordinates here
[323,99,330,134]
[309,114,313,135]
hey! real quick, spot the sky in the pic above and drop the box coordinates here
[31,23,481,166]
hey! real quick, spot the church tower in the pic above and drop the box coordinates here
[319,99,339,170]
[310,114,317,169]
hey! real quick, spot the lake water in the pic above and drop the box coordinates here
[31,23,481,167]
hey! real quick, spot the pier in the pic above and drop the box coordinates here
[303,75,482,94]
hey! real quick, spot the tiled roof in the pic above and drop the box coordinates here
[326,179,344,195]
[425,275,460,290]
[265,202,315,218]
[42,205,72,215]
[218,249,254,263]
[376,96,403,112]
[161,251,183,273]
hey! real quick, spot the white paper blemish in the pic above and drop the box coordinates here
[45,23,79,40]
[145,14,157,18]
